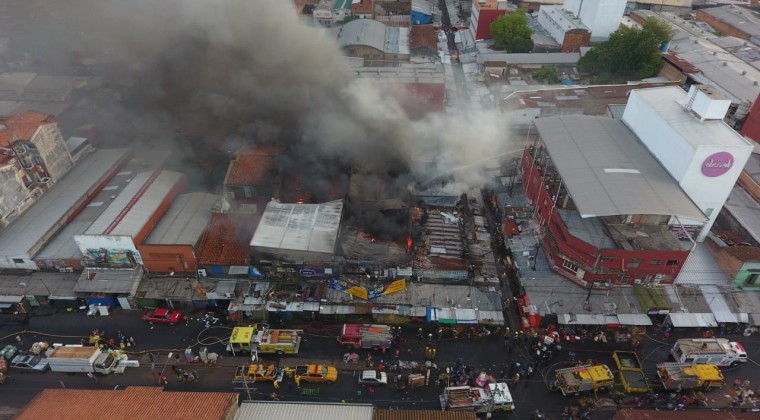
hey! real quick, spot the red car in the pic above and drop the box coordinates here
[141,308,182,325]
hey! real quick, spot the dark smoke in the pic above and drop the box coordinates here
[1,0,512,198]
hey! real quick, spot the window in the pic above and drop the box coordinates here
[666,259,679,266]
[747,274,759,287]
[626,258,641,269]
[562,260,578,273]
[650,259,662,266]
[600,257,614,264]
[12,258,24,264]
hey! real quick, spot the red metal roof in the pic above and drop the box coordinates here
[614,409,756,420]
[410,25,437,51]
[374,410,476,420]
[16,387,238,420]
[224,145,284,186]
[0,111,53,146]
[196,212,260,266]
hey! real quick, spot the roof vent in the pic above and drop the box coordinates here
[755,81,759,86]
[742,71,747,75]
[723,62,727,66]
[712,51,717,55]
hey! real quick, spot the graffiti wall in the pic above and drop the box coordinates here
[328,278,406,301]
[73,235,143,268]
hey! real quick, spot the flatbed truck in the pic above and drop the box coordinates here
[613,351,649,394]
[47,346,125,374]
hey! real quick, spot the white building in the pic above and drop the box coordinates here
[564,0,626,40]
[536,5,589,45]
[622,85,755,242]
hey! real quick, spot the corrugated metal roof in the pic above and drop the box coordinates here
[0,148,131,258]
[250,200,343,255]
[698,5,760,39]
[701,284,746,323]
[235,401,373,420]
[534,115,705,220]
[16,387,237,420]
[676,242,728,285]
[73,266,143,294]
[143,193,218,245]
[337,19,410,55]
[85,170,184,237]
[667,312,718,328]
[723,187,760,244]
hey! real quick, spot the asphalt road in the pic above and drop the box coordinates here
[2,307,759,419]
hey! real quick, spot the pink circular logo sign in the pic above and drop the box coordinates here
[701,152,734,177]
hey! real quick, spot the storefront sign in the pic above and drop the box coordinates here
[701,152,734,177]
[329,278,407,301]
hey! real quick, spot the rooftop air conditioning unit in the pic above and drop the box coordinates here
[197,268,207,277]
[633,279,642,285]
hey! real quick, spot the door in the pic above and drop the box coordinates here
[118,296,132,310]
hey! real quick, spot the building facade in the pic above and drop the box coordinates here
[0,111,73,227]
[469,0,513,41]
[563,0,626,40]
[521,115,703,286]
[536,6,591,53]
[622,86,755,242]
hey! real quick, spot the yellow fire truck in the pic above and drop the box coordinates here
[550,364,615,396]
[656,362,724,391]
[226,326,303,356]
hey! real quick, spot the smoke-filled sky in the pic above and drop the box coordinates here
[2,0,512,198]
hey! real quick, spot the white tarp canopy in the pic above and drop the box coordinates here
[616,313,653,326]
[561,314,619,325]
[667,312,718,328]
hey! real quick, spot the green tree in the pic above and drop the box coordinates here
[490,10,534,53]
[534,66,560,84]
[578,18,674,81]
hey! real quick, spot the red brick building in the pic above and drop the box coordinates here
[560,29,591,53]
[739,92,760,144]
[521,115,706,286]
[469,0,514,40]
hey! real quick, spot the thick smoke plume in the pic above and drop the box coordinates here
[3,0,512,198]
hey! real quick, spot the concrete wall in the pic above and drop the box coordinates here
[30,123,73,181]
[0,165,31,227]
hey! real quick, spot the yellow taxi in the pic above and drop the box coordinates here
[293,364,338,385]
